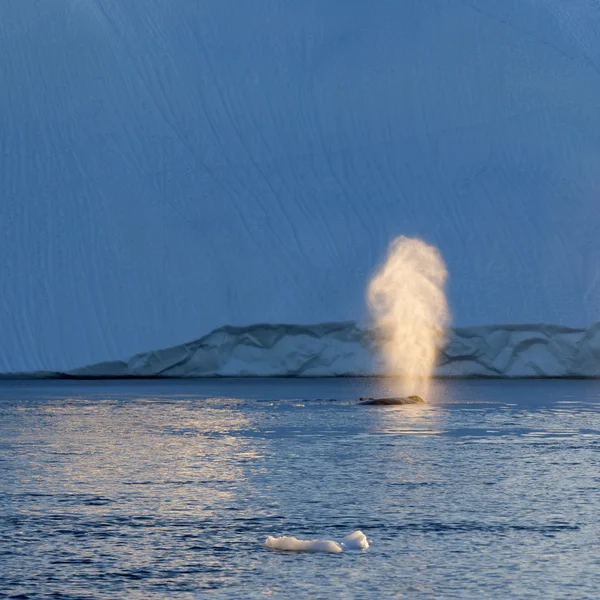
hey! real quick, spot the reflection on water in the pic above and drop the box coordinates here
[1,379,600,599]
[366,403,445,436]
[13,396,262,513]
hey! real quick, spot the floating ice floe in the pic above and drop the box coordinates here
[264,530,369,553]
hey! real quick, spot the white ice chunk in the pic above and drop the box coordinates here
[341,530,369,550]
[264,530,368,553]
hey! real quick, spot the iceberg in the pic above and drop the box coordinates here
[4,321,596,379]
[1,1,599,373]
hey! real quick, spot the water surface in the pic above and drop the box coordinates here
[1,379,600,598]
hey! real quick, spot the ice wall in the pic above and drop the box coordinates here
[22,322,596,379]
[1,1,600,373]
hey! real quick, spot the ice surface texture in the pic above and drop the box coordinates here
[1,2,600,373]
[265,531,369,553]
[6,321,597,378]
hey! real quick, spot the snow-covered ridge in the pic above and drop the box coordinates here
[7,322,597,379]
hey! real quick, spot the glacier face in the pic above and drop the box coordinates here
[32,322,600,378]
[1,1,600,373]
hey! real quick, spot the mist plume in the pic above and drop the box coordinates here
[367,236,450,397]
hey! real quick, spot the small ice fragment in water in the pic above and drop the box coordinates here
[265,536,342,553]
[264,530,368,553]
[341,530,369,550]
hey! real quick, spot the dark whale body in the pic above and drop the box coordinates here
[359,395,426,406]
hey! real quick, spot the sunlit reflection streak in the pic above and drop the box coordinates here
[19,396,264,522]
